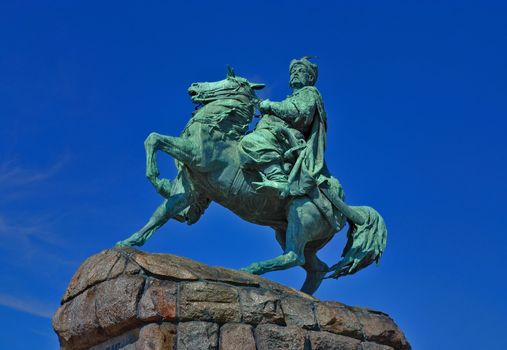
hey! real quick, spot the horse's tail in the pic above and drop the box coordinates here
[326,206,387,279]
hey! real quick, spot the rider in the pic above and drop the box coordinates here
[239,57,329,198]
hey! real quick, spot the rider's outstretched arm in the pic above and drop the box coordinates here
[268,87,319,128]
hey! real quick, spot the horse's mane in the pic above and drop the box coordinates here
[186,96,256,141]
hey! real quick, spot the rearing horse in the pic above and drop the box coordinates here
[116,68,387,295]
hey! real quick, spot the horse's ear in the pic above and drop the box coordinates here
[227,65,235,78]
[250,83,266,90]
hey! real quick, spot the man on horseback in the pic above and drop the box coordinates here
[239,57,328,199]
[117,63,387,294]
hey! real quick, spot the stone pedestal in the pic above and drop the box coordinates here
[52,248,410,350]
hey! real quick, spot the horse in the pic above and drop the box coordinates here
[116,68,387,295]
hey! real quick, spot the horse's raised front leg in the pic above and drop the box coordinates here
[145,132,197,173]
[241,198,332,276]
[116,192,190,247]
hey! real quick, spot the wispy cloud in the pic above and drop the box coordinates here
[0,215,46,237]
[0,153,70,187]
[0,213,76,269]
[0,293,55,319]
[0,154,75,264]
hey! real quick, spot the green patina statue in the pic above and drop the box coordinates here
[116,58,387,295]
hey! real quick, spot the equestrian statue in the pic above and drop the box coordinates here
[116,58,387,295]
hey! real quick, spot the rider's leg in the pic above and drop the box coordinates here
[239,129,291,198]
[264,162,287,182]
[252,161,290,198]
[116,192,190,247]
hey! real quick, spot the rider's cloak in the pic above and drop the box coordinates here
[288,87,346,230]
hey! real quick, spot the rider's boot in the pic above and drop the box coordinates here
[252,162,290,198]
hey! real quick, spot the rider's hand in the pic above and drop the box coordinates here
[259,99,271,114]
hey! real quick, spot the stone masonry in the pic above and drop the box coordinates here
[52,248,410,350]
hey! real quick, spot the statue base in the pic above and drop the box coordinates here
[52,248,410,350]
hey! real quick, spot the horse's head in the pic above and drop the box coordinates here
[188,67,265,105]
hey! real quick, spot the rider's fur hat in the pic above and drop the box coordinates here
[290,56,318,84]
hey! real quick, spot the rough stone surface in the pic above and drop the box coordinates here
[89,323,176,350]
[135,323,176,350]
[316,301,363,339]
[254,324,307,350]
[280,295,317,329]
[52,248,410,350]
[94,275,145,335]
[356,311,410,350]
[239,287,284,325]
[360,342,395,350]
[132,253,199,281]
[138,278,177,322]
[88,328,139,350]
[179,281,241,323]
[177,321,219,350]
[219,323,256,350]
[62,248,141,304]
[307,330,361,350]
[53,287,105,350]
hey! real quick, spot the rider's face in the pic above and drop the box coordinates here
[289,65,313,89]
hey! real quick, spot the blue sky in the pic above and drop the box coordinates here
[1,1,506,349]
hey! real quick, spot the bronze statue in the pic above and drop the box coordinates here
[116,59,387,295]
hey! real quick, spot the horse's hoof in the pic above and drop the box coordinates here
[240,263,262,275]
[115,240,130,247]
